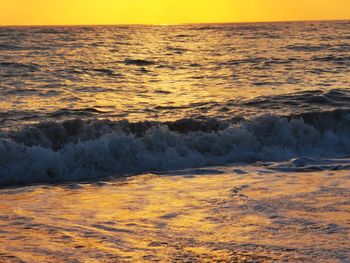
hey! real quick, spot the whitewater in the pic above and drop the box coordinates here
[0,21,349,262]
[1,111,350,187]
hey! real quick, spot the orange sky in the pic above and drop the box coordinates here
[1,0,350,25]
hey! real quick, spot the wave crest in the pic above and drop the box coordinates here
[1,112,350,187]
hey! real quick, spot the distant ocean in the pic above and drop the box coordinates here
[0,21,350,186]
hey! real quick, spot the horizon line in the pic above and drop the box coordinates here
[0,18,349,27]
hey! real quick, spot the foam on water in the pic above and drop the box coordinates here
[1,112,350,187]
[0,21,350,187]
[1,166,348,262]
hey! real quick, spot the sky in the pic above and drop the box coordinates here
[1,0,350,25]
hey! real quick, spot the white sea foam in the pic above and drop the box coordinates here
[1,115,350,187]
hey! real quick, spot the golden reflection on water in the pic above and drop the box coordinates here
[2,23,350,126]
[0,167,349,262]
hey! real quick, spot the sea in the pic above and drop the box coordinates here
[0,21,349,262]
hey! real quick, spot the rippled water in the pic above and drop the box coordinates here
[1,21,350,186]
[1,21,350,262]
[1,21,349,125]
[1,167,349,262]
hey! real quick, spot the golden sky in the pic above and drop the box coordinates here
[1,0,350,25]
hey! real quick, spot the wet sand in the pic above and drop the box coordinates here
[0,166,349,262]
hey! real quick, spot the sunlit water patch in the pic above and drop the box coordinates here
[0,21,349,126]
[0,167,349,262]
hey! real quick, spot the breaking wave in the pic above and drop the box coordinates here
[1,110,350,187]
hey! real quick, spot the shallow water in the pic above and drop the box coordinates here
[0,166,349,262]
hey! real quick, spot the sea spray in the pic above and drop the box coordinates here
[1,113,350,187]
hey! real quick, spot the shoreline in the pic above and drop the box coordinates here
[1,165,349,262]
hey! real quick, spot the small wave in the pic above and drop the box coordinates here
[288,109,350,133]
[285,44,331,52]
[1,113,350,187]
[0,62,39,71]
[329,43,350,52]
[226,57,265,65]
[174,34,193,38]
[189,63,201,67]
[89,68,122,77]
[265,157,350,172]
[311,55,350,65]
[154,105,189,110]
[4,88,42,96]
[0,44,23,51]
[224,57,297,67]
[48,108,107,118]
[124,59,155,66]
[154,90,172,94]
[33,28,70,35]
[242,89,350,110]
[166,46,188,54]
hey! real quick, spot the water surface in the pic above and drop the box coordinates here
[0,21,350,262]
[1,21,349,124]
[0,167,349,262]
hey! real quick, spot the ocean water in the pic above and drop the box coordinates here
[1,21,350,262]
[0,167,349,262]
[1,21,350,186]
